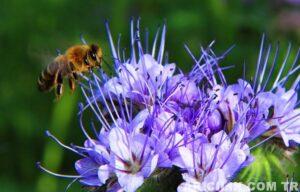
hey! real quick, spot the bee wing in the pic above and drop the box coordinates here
[29,49,59,70]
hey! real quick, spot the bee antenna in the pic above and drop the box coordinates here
[80,34,88,45]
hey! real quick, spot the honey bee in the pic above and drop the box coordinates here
[37,44,102,98]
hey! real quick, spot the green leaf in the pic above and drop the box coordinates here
[267,154,285,175]
[263,156,272,181]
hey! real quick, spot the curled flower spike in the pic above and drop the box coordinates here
[38,18,299,192]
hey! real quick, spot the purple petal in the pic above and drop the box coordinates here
[75,158,98,177]
[116,173,144,192]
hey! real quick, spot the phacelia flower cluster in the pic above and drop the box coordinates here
[38,20,300,192]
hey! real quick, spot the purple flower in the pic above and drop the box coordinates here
[270,85,300,146]
[75,140,111,186]
[100,20,176,108]
[37,20,299,192]
[108,127,159,192]
[177,169,227,192]
[175,130,251,179]
[177,169,250,192]
[206,110,223,133]
[165,74,200,106]
[104,54,176,105]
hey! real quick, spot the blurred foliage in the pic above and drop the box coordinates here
[0,0,299,191]
[239,145,300,191]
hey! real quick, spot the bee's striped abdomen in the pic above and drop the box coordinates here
[37,64,57,92]
[37,55,66,92]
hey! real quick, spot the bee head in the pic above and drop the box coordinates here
[88,44,102,67]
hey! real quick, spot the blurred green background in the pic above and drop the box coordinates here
[0,0,299,191]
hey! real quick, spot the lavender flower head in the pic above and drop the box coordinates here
[38,19,300,192]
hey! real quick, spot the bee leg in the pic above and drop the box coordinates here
[68,77,76,93]
[56,84,63,99]
[55,73,63,99]
[72,72,79,80]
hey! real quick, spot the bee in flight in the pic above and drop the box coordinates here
[37,44,102,98]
